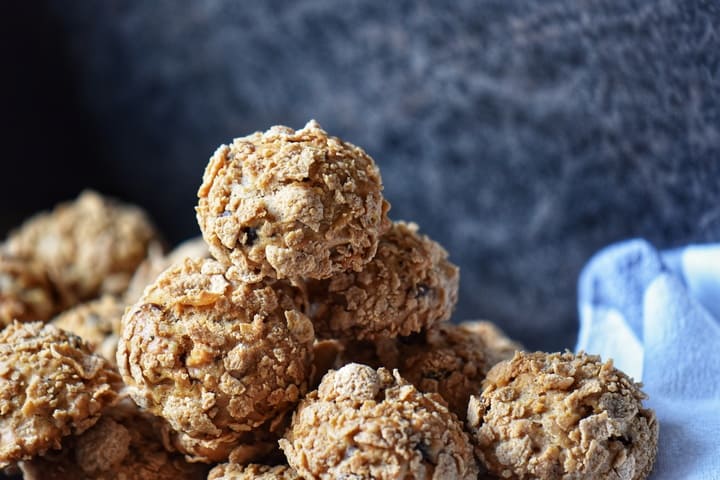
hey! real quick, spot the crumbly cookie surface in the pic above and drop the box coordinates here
[117,258,315,462]
[19,398,208,480]
[280,363,478,480]
[0,254,58,326]
[208,463,299,480]
[51,294,125,366]
[161,412,285,465]
[308,221,459,340]
[196,120,390,281]
[467,351,658,480]
[336,322,517,420]
[0,322,120,467]
[377,323,492,421]
[4,190,159,305]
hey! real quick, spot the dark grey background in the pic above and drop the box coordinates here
[2,0,720,352]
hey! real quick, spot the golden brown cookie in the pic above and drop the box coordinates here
[208,463,299,480]
[196,120,391,281]
[467,351,658,480]
[335,321,519,420]
[307,221,459,340]
[125,237,209,304]
[19,398,208,480]
[161,412,285,465]
[117,258,315,462]
[0,254,59,326]
[51,294,125,366]
[4,191,159,305]
[280,363,478,480]
[0,321,121,467]
[375,323,492,421]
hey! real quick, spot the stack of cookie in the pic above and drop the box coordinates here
[0,121,658,480]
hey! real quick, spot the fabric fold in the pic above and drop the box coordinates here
[577,239,720,480]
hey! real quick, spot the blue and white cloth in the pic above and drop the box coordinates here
[577,239,720,479]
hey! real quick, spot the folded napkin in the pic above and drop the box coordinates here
[576,239,720,479]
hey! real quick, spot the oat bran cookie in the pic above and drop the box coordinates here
[4,190,159,305]
[0,254,58,326]
[19,398,208,480]
[307,221,459,340]
[280,363,478,480]
[369,323,493,421]
[161,412,286,465]
[467,351,658,480]
[117,257,315,462]
[196,120,391,281]
[0,321,121,467]
[51,294,126,366]
[336,321,518,420]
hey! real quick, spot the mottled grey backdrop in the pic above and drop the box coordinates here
[2,0,720,351]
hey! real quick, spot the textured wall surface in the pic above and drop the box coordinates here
[2,0,720,351]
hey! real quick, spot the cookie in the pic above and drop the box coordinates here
[117,258,315,462]
[0,321,120,467]
[19,398,207,479]
[4,191,159,305]
[467,351,658,480]
[196,120,390,281]
[51,295,125,366]
[307,221,458,340]
[0,254,58,326]
[280,363,478,479]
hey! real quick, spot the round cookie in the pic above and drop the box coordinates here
[196,120,391,281]
[52,294,125,366]
[0,321,121,467]
[336,321,518,420]
[161,413,285,465]
[208,463,299,480]
[19,398,208,480]
[4,190,159,305]
[308,221,459,340]
[0,254,58,326]
[280,363,478,480]
[373,323,493,421]
[467,351,658,480]
[117,257,315,462]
